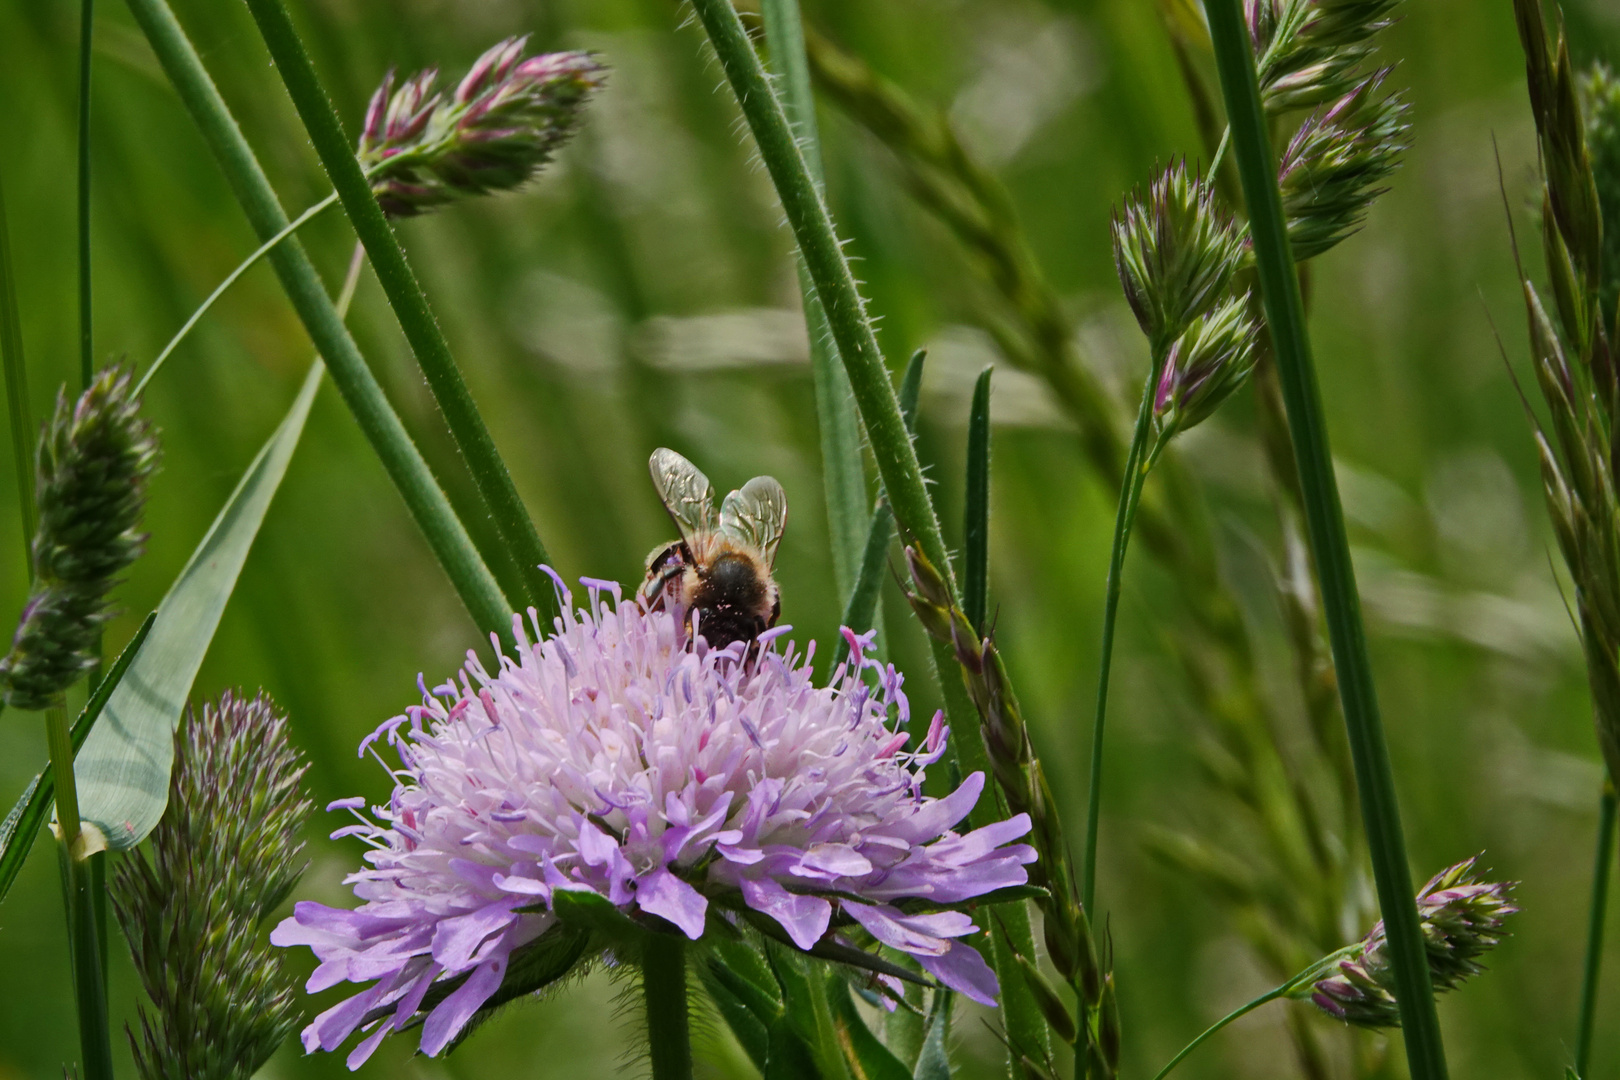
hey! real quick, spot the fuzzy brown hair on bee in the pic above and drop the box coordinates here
[641,448,786,654]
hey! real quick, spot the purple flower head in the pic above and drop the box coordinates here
[272,577,1035,1067]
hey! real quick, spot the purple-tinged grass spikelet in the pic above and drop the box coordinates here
[358,37,607,218]
[1304,857,1517,1028]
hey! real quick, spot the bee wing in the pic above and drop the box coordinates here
[720,476,788,568]
[649,448,717,546]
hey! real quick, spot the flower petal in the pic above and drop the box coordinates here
[637,869,708,939]
[742,877,831,950]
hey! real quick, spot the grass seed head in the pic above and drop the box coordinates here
[0,365,158,711]
[112,690,311,1080]
[359,37,608,217]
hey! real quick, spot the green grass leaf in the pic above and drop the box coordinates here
[829,979,911,1080]
[963,366,992,634]
[74,361,322,850]
[0,613,154,907]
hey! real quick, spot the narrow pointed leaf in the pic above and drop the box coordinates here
[964,367,992,633]
[0,613,155,906]
[913,990,953,1080]
[830,980,912,1080]
[75,362,322,850]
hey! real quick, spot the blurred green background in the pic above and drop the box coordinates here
[0,0,1616,1076]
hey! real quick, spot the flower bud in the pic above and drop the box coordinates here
[1014,953,1077,1045]
[359,37,608,218]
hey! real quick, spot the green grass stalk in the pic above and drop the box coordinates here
[1082,363,1157,916]
[122,0,513,645]
[1148,945,1358,1080]
[48,699,113,1080]
[643,936,693,1080]
[1203,3,1449,1077]
[137,190,341,396]
[77,0,94,393]
[239,0,560,625]
[682,1,1047,1059]
[1576,783,1617,1077]
[760,0,868,606]
[0,170,34,554]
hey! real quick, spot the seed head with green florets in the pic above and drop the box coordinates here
[1111,163,1247,351]
[0,365,159,711]
[112,690,312,1080]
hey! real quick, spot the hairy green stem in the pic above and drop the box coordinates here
[1082,362,1158,917]
[682,3,1046,1061]
[240,0,559,625]
[761,0,868,605]
[122,0,512,644]
[1576,783,1617,1078]
[643,935,693,1080]
[1204,4,1448,1076]
[138,190,342,395]
[78,0,94,392]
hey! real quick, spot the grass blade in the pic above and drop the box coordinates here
[1204,2,1448,1075]
[1576,783,1617,1077]
[74,362,321,850]
[0,613,154,907]
[963,367,991,634]
[761,0,869,604]
[122,0,512,642]
[239,0,559,624]
[0,167,34,555]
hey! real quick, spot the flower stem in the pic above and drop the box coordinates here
[1203,4,1448,1077]
[239,0,559,625]
[77,0,94,393]
[684,3,1048,1061]
[1082,362,1157,916]
[122,0,513,645]
[1576,782,1617,1078]
[137,190,341,396]
[643,935,693,1080]
[761,0,868,608]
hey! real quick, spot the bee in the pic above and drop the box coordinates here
[641,448,787,653]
